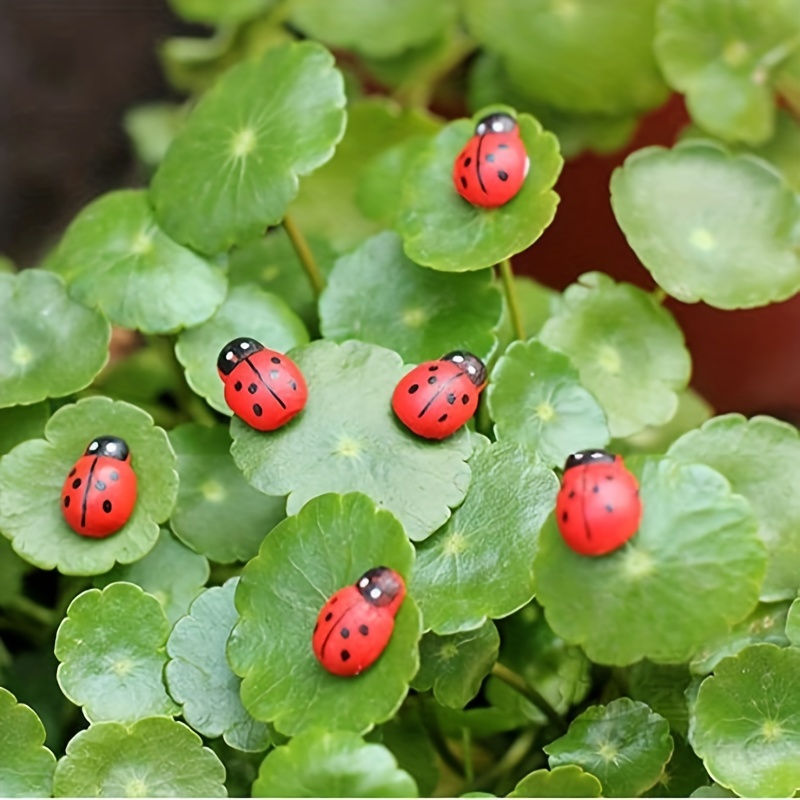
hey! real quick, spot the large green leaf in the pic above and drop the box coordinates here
[545,698,673,798]
[0,687,56,798]
[539,273,691,438]
[53,717,226,797]
[0,271,109,408]
[509,765,602,798]
[319,232,502,364]
[166,578,271,752]
[690,644,800,797]
[412,441,558,634]
[55,583,179,723]
[611,140,800,309]
[48,190,226,334]
[0,397,177,575]
[0,402,48,456]
[151,42,347,254]
[253,730,418,797]
[228,493,421,736]
[230,339,473,542]
[534,457,765,665]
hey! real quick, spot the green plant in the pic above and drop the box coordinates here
[2,0,800,797]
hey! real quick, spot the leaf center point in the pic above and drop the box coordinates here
[201,479,227,503]
[535,401,556,422]
[597,345,622,374]
[761,719,784,741]
[439,642,459,661]
[334,436,362,458]
[443,531,467,556]
[690,228,717,252]
[402,307,428,328]
[231,127,257,159]
[623,547,654,579]
[723,40,750,67]
[126,778,150,797]
[11,344,33,366]
[597,741,618,762]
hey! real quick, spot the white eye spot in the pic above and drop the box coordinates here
[370,588,381,599]
[452,354,464,363]
[591,452,603,459]
[241,342,250,349]
[492,121,504,132]
[467,365,476,374]
[106,443,116,452]
[89,442,99,451]
[359,578,369,588]
[477,124,486,135]
[226,352,234,360]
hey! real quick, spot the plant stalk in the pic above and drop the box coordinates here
[499,259,526,342]
[491,662,566,733]
[283,214,325,297]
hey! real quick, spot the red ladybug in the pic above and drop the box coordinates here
[312,567,406,677]
[556,449,642,556]
[453,112,530,208]
[392,351,487,440]
[217,337,307,431]
[61,436,137,538]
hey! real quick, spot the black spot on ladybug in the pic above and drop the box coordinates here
[95,481,106,491]
[270,370,279,379]
[605,504,614,513]
[103,500,112,513]
[325,612,333,622]
[562,511,568,522]
[568,491,575,499]
[69,468,76,477]
[498,170,509,181]
[248,383,258,394]
[438,413,448,422]
[428,376,437,384]
[462,394,470,404]
[464,157,472,167]
[64,496,70,508]
[606,475,614,480]
[486,153,495,163]
[498,144,509,149]
[359,624,369,636]
[635,489,640,497]
[253,404,263,417]
[72,478,82,489]
[271,356,281,364]
[234,381,242,391]
[340,628,350,639]
[429,365,438,371]
[593,485,599,493]
[461,176,468,189]
[110,471,119,481]
[408,384,419,394]
[447,393,456,405]
[290,380,297,390]
[331,597,338,604]
[341,650,351,662]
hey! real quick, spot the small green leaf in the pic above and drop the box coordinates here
[166,578,271,752]
[690,643,800,797]
[230,340,473,542]
[412,620,500,708]
[252,729,418,797]
[0,402,48,456]
[397,111,562,271]
[168,0,275,24]
[787,597,800,645]
[55,583,179,723]
[95,528,209,626]
[48,190,226,334]
[228,493,421,736]
[169,423,285,563]
[488,340,609,468]
[509,765,602,798]
[535,457,765,665]
[53,717,226,797]
[319,232,502,364]
[545,698,673,798]
[175,284,309,415]
[611,140,800,309]
[0,397,178,575]
[0,687,56,798]
[628,661,692,738]
[669,414,800,600]
[539,273,691,438]
[412,441,558,633]
[691,785,737,798]
[124,102,186,170]
[0,271,110,408]
[151,42,347,254]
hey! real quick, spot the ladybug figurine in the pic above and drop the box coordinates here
[217,337,307,431]
[313,567,406,677]
[453,112,530,208]
[61,436,137,538]
[556,449,642,556]
[392,351,486,440]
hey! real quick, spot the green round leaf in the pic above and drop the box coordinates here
[151,42,346,255]
[55,583,179,723]
[787,597,800,645]
[412,441,558,633]
[463,0,667,115]
[53,717,226,797]
[124,102,185,169]
[655,0,800,144]
[539,273,691,438]
[668,414,800,601]
[230,339,473,542]
[509,765,602,798]
[488,340,609,468]
[166,578,271,752]
[319,232,502,364]
[175,284,308,415]
[412,620,500,709]
[168,0,274,24]
[253,729,418,797]
[628,661,692,738]
[534,456,766,665]
[170,423,285,563]
[95,528,209,626]
[691,785,737,798]
[228,492,421,736]
[48,190,226,333]
[0,402,48,456]
[396,111,563,271]
[0,397,178,575]
[610,140,800,309]
[0,687,56,798]
[690,643,800,797]
[545,698,673,798]
[0,271,110,408]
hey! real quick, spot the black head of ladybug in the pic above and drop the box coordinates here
[442,351,487,387]
[564,449,616,472]
[85,435,130,461]
[217,337,265,376]
[356,567,404,608]
[475,112,517,136]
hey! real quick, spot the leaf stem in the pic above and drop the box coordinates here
[419,696,466,779]
[491,662,567,733]
[475,727,538,792]
[283,214,325,297]
[462,726,475,788]
[6,595,57,627]
[499,259,526,342]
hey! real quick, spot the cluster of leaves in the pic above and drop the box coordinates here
[3,0,800,797]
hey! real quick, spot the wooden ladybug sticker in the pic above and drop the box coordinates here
[392,351,486,440]
[556,449,642,556]
[453,112,530,208]
[313,567,406,677]
[61,436,137,538]
[217,337,307,431]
